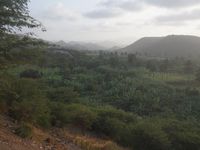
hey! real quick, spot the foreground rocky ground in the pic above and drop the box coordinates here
[0,115,81,150]
[0,115,126,150]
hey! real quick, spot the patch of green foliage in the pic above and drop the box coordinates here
[1,48,200,149]
[15,123,32,138]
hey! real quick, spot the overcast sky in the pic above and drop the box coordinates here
[29,0,200,45]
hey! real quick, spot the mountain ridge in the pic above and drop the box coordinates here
[120,35,200,58]
[55,40,121,51]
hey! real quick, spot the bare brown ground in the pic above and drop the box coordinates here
[0,115,82,150]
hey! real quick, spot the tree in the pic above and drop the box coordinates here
[159,59,169,72]
[0,0,44,56]
[109,55,119,68]
[184,60,194,74]
[128,54,136,64]
[146,60,158,72]
[0,0,41,34]
[195,68,200,82]
[47,87,79,103]
[130,122,170,150]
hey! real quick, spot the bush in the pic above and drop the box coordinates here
[20,69,42,79]
[47,87,79,103]
[163,120,200,150]
[170,131,200,150]
[50,102,69,127]
[103,141,124,150]
[96,117,126,141]
[130,121,170,150]
[15,123,32,138]
[96,106,137,123]
[65,104,97,131]
[6,79,51,126]
[0,57,8,68]
[51,103,97,130]
[92,106,137,145]
[0,76,17,113]
[36,114,51,128]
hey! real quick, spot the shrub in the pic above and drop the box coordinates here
[93,116,125,139]
[50,103,97,130]
[0,77,17,113]
[65,104,97,131]
[163,120,200,150]
[50,102,69,127]
[6,79,51,126]
[92,106,137,145]
[96,106,137,123]
[36,114,51,128]
[0,57,8,68]
[130,121,170,150]
[20,69,42,79]
[47,87,79,103]
[103,141,124,150]
[170,131,200,150]
[15,123,32,138]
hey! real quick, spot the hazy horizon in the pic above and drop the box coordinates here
[29,0,200,45]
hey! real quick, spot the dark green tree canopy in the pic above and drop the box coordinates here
[0,0,41,34]
[0,0,45,57]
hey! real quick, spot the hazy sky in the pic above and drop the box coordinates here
[29,0,200,45]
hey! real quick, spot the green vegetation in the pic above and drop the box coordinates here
[1,1,200,150]
[15,123,33,138]
[1,47,200,150]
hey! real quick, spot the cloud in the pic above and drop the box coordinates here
[142,0,200,8]
[42,2,79,21]
[84,0,200,20]
[116,22,134,26]
[156,9,200,24]
[84,9,122,19]
[30,0,200,43]
[100,0,142,12]
[100,0,200,10]
[84,0,142,19]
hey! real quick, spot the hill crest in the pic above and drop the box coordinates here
[120,35,200,58]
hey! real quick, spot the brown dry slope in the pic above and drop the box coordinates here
[0,115,82,150]
[0,117,40,150]
[0,115,128,150]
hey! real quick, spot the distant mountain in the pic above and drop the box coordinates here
[109,46,122,51]
[97,41,123,50]
[55,41,107,51]
[120,35,200,58]
[55,40,123,51]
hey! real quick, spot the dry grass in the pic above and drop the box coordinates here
[0,115,128,150]
[63,130,128,150]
